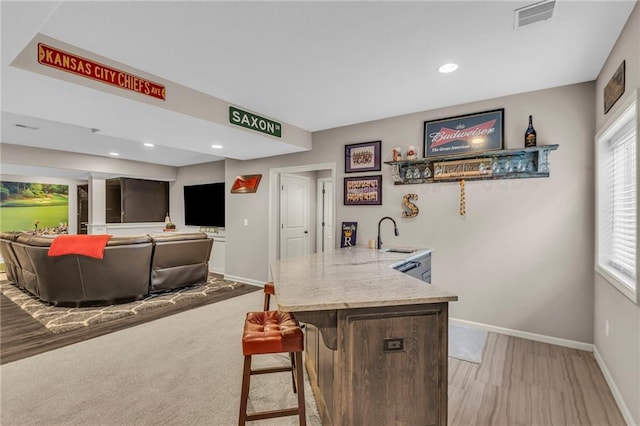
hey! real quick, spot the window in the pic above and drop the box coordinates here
[596,98,638,303]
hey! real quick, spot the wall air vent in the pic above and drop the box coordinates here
[14,123,39,130]
[514,0,555,28]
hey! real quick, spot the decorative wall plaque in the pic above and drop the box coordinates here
[230,174,262,193]
[37,43,166,100]
[401,194,419,218]
[604,60,625,114]
[433,158,492,180]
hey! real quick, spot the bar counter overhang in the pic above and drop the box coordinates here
[270,247,458,426]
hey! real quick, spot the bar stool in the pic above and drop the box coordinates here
[262,281,301,395]
[263,282,275,311]
[263,282,304,329]
[239,310,306,425]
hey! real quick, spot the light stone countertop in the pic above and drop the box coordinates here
[270,247,458,312]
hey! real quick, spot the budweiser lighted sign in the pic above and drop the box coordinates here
[37,43,166,101]
[423,109,504,157]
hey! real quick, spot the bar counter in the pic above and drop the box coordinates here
[270,247,458,426]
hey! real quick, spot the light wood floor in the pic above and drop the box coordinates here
[448,332,625,426]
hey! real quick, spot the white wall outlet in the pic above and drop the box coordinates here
[243,218,248,227]
[605,320,610,337]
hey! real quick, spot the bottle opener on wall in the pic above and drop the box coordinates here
[402,194,419,218]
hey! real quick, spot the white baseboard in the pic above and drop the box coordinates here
[593,346,636,426]
[449,317,594,352]
[222,274,264,288]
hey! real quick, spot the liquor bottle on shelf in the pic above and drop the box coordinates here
[525,115,537,147]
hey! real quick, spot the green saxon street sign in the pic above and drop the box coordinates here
[229,106,282,138]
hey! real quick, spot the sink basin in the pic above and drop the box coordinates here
[381,248,417,253]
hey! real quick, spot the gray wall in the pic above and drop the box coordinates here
[1,81,600,348]
[593,4,640,424]
[224,81,596,345]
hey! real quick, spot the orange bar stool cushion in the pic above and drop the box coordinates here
[242,310,303,356]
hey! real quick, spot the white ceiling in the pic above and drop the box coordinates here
[0,0,636,175]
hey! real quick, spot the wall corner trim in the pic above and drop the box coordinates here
[222,274,265,288]
[593,345,637,426]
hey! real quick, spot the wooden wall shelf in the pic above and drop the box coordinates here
[384,144,559,185]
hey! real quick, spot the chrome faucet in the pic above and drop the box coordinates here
[377,216,399,250]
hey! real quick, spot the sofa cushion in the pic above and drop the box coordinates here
[151,232,208,243]
[16,234,56,247]
[0,231,23,242]
[107,235,153,246]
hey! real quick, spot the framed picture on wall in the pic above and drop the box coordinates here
[0,181,69,233]
[604,60,625,114]
[345,140,381,173]
[344,175,382,206]
[423,108,504,157]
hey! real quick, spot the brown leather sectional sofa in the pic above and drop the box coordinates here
[0,232,213,306]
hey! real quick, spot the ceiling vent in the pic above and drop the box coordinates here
[14,123,39,130]
[514,0,555,28]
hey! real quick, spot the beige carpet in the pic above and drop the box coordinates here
[0,277,250,333]
[0,289,323,426]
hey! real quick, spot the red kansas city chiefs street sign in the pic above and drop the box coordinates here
[37,43,166,101]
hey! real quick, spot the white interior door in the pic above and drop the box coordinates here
[280,173,310,259]
[317,178,334,252]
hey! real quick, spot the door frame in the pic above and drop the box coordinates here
[268,162,337,272]
[316,177,334,253]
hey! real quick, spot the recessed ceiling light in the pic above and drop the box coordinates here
[438,63,459,73]
[211,144,223,149]
[109,152,120,156]
[143,142,155,147]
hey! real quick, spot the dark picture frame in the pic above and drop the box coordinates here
[345,140,381,173]
[424,108,504,157]
[604,60,625,114]
[340,222,358,247]
[344,175,382,206]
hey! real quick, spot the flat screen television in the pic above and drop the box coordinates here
[184,182,225,227]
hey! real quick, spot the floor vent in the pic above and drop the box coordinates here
[514,0,555,28]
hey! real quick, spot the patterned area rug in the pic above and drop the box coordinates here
[0,277,252,333]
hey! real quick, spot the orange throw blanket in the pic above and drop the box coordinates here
[48,235,112,259]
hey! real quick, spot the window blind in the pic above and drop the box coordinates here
[608,122,637,282]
